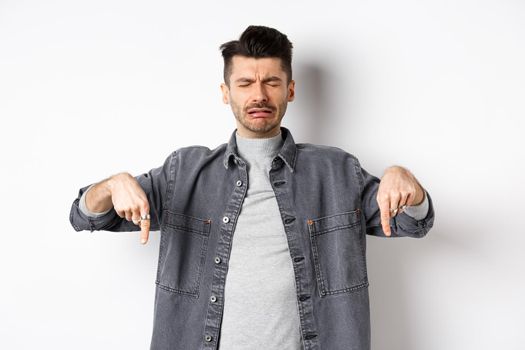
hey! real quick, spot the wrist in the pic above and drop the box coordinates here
[106,172,132,195]
[104,174,119,196]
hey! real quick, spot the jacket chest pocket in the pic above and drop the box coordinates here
[308,209,368,296]
[156,210,211,297]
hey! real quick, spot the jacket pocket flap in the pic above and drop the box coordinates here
[308,209,361,236]
[162,210,211,235]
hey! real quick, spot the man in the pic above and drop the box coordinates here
[70,25,434,350]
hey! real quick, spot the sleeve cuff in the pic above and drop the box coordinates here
[79,184,112,218]
[403,191,429,220]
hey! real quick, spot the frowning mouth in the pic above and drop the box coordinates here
[247,107,274,118]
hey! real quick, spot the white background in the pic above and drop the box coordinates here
[1,0,524,349]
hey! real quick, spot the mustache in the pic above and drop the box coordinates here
[245,102,276,111]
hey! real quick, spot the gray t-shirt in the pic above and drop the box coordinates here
[217,131,302,349]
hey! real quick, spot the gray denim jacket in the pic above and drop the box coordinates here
[69,126,434,350]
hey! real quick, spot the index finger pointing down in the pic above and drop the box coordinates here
[140,213,151,244]
[378,200,392,237]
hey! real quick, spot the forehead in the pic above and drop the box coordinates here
[230,56,286,78]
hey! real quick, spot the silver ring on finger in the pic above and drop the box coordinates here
[138,214,150,225]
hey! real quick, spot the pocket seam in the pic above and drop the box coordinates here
[321,280,369,296]
[155,281,201,298]
[309,208,360,223]
[310,221,360,237]
[164,222,210,236]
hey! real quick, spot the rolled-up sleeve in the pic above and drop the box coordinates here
[69,151,177,233]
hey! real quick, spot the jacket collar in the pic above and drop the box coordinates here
[223,126,297,173]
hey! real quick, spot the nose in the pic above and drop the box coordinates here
[251,82,268,103]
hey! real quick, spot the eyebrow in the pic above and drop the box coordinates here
[235,76,283,84]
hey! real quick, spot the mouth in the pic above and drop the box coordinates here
[247,107,274,118]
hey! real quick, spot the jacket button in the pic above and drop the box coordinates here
[236,180,243,187]
[214,257,221,264]
[299,295,310,302]
[294,256,305,263]
[222,216,230,223]
[210,295,217,303]
[273,180,286,187]
[304,333,317,340]
[284,217,296,224]
[204,335,212,342]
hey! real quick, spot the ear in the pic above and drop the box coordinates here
[287,80,295,102]
[220,83,230,104]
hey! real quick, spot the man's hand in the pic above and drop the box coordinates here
[87,172,151,244]
[376,166,425,237]
[108,173,151,244]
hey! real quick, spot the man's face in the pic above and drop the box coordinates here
[221,56,295,138]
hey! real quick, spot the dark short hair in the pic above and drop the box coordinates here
[220,25,293,85]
